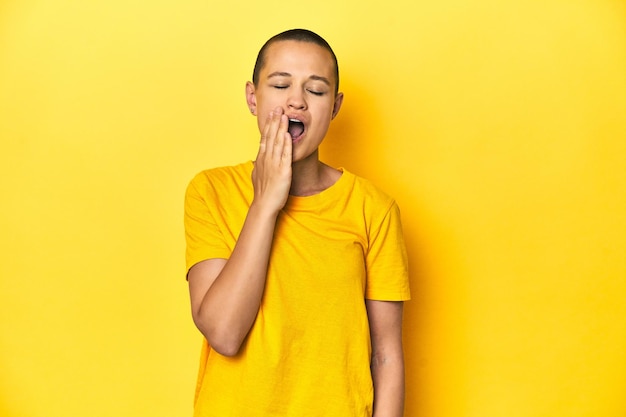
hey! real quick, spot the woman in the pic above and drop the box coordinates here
[184,28,410,417]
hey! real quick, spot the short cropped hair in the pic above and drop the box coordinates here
[252,29,340,95]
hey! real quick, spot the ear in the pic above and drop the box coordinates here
[331,92,344,120]
[245,81,257,115]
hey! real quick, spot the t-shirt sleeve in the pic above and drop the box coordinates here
[184,174,231,274]
[365,201,411,301]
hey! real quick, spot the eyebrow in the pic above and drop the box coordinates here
[267,72,331,86]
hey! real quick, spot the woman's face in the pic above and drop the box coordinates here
[246,40,343,163]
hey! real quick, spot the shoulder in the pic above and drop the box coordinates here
[344,169,397,212]
[189,161,253,185]
[187,161,253,194]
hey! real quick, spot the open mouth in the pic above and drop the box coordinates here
[288,119,305,140]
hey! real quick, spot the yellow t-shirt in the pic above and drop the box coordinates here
[184,161,410,417]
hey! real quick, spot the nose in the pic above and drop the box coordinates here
[287,88,306,110]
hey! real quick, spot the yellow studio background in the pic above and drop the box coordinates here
[1,0,625,416]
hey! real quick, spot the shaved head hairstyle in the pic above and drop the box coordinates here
[252,29,340,95]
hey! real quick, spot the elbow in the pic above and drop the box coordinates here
[209,335,243,357]
[192,316,244,357]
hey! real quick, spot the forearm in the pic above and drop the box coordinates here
[371,352,405,417]
[193,202,279,355]
[190,107,292,356]
[366,300,406,417]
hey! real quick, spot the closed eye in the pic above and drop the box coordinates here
[307,90,325,96]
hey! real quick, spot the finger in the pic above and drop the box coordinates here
[281,131,292,164]
[257,136,267,157]
[258,111,274,157]
[264,108,283,157]
[272,114,289,159]
[257,111,274,158]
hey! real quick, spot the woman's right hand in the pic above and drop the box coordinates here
[251,106,292,214]
[188,109,293,356]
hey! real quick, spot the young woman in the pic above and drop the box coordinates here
[184,28,410,417]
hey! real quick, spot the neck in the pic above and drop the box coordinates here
[290,154,341,197]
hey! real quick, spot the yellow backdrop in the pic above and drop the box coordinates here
[1,0,625,416]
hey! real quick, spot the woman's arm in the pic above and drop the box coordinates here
[366,299,406,417]
[188,108,292,357]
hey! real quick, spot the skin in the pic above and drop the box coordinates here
[188,39,405,417]
[247,39,344,195]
